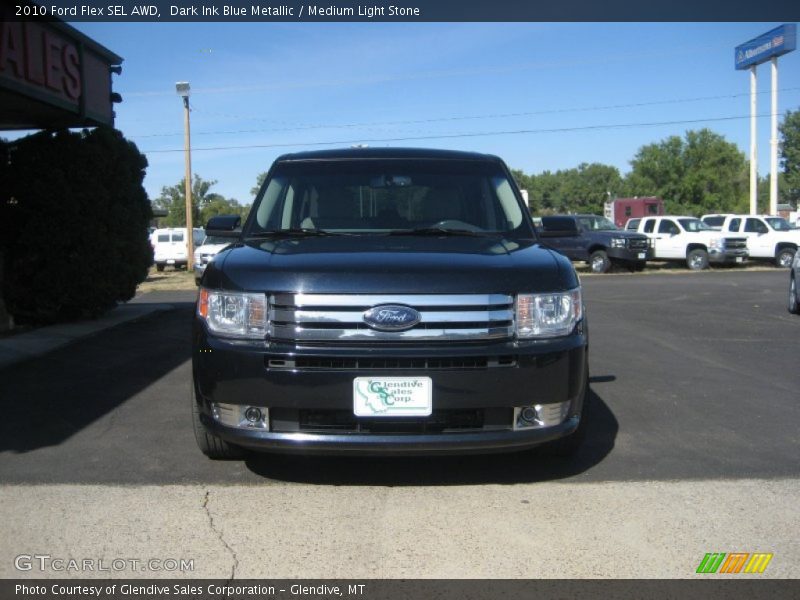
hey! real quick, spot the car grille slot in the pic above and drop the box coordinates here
[269,408,514,434]
[628,238,649,250]
[269,293,515,343]
[724,238,748,250]
[265,356,517,370]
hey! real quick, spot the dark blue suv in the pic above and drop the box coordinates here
[191,148,589,459]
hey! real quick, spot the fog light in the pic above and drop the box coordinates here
[514,401,570,430]
[211,403,269,430]
[245,407,262,423]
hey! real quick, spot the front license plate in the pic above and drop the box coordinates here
[736,256,743,263]
[166,259,175,264]
[353,377,432,417]
[638,252,646,259]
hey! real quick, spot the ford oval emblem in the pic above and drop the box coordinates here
[363,305,421,331]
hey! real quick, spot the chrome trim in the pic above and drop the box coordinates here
[271,308,514,324]
[271,325,512,342]
[269,293,514,343]
[273,293,512,308]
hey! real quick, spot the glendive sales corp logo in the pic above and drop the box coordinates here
[696,552,773,574]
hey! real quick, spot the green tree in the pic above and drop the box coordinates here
[514,163,623,215]
[625,129,749,215]
[779,109,800,205]
[200,196,251,224]
[153,175,250,226]
[1,128,152,323]
[251,171,268,198]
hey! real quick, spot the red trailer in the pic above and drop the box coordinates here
[604,197,664,228]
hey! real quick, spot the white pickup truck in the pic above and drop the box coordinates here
[701,214,799,268]
[626,216,749,270]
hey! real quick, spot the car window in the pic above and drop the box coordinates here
[157,234,169,243]
[202,236,232,246]
[541,217,578,231]
[626,219,640,231]
[249,159,530,236]
[172,231,184,242]
[765,217,791,231]
[703,216,725,228]
[744,218,768,233]
[576,216,618,231]
[728,218,741,232]
[643,219,655,233]
[678,218,711,232]
[658,219,679,234]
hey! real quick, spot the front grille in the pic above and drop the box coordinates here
[265,355,517,371]
[269,293,515,344]
[269,408,514,434]
[628,238,649,250]
[724,238,748,250]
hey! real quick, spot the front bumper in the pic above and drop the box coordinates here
[202,414,580,455]
[607,247,653,262]
[709,248,749,264]
[192,321,588,455]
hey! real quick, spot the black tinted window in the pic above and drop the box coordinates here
[658,220,679,234]
[250,159,529,236]
[541,217,578,232]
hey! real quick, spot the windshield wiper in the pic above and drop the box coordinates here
[245,228,344,239]
[386,226,489,237]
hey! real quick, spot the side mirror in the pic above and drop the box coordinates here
[205,215,242,238]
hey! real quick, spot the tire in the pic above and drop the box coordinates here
[155,263,165,272]
[789,275,800,315]
[776,247,796,269]
[541,364,589,458]
[686,249,709,271]
[589,250,611,274]
[190,381,247,460]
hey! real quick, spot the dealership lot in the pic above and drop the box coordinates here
[0,271,798,577]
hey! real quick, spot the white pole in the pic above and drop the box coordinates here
[770,57,779,216]
[750,65,758,215]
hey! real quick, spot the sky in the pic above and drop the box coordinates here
[54,22,800,205]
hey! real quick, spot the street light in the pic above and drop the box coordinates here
[176,81,194,272]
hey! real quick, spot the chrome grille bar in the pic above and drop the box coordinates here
[269,293,515,343]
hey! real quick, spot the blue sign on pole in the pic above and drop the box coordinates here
[735,24,796,70]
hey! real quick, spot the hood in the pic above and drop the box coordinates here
[203,235,578,294]
[195,243,230,254]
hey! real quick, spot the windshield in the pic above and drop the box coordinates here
[201,235,233,246]
[247,159,530,237]
[678,218,713,232]
[765,217,791,232]
[703,216,725,228]
[576,216,619,231]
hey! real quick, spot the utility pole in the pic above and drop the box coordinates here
[176,81,194,271]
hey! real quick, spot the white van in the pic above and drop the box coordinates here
[152,227,204,271]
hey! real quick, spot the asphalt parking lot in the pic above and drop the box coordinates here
[1,270,798,578]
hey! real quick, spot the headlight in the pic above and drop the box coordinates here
[197,288,267,339]
[194,250,202,263]
[610,237,627,248]
[516,288,582,338]
[709,238,726,250]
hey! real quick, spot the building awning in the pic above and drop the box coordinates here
[0,8,122,130]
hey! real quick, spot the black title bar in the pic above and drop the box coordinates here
[4,0,800,22]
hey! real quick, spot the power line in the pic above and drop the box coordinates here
[143,112,779,154]
[134,87,800,139]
